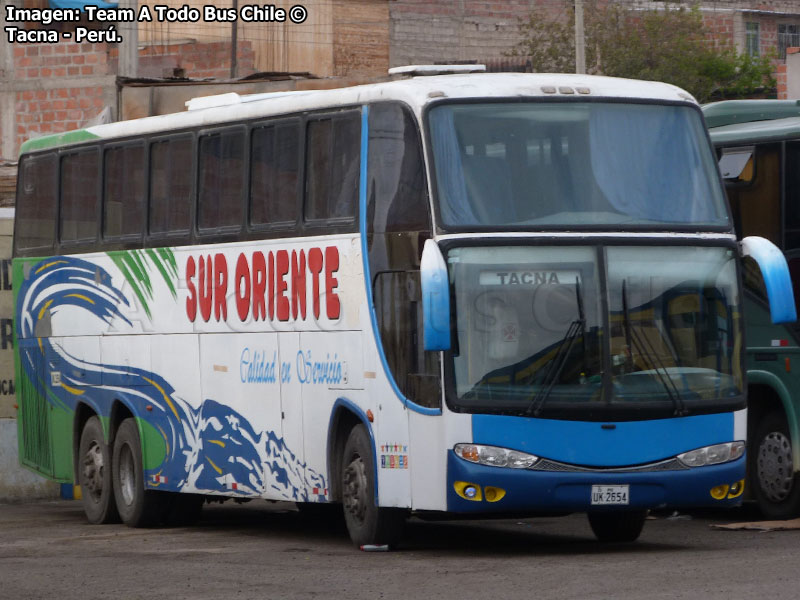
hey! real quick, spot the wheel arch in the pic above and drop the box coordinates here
[748,370,800,473]
[327,398,376,503]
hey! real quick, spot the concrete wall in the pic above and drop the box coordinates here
[0,209,58,502]
[0,420,59,502]
[787,49,800,99]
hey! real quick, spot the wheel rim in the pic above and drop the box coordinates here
[758,430,795,503]
[81,441,105,502]
[118,443,136,507]
[342,453,368,525]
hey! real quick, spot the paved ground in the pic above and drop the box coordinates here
[1,499,798,599]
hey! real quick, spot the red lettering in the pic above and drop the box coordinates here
[214,253,228,321]
[276,250,290,321]
[308,247,323,320]
[198,255,213,322]
[186,256,197,322]
[268,251,275,320]
[252,251,267,321]
[325,246,340,320]
[235,253,250,321]
[291,249,307,320]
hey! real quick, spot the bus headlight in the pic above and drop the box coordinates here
[454,444,539,469]
[677,441,745,468]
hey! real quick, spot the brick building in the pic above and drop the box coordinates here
[3,0,800,164]
[389,1,800,71]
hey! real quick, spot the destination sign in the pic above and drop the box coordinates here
[479,270,582,286]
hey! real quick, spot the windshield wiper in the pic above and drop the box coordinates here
[526,277,586,417]
[621,280,688,417]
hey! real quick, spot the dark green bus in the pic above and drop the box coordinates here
[705,100,800,518]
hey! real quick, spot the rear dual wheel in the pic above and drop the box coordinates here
[112,418,166,527]
[77,416,120,524]
[78,417,205,527]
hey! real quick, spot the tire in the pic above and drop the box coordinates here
[112,418,165,527]
[750,410,800,519]
[587,510,647,542]
[341,424,406,547]
[77,416,120,524]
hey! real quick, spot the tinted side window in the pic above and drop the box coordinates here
[250,122,299,227]
[367,103,429,233]
[104,144,145,239]
[784,142,800,250]
[61,148,100,244]
[305,112,360,223]
[198,127,245,231]
[150,135,193,236]
[15,153,58,255]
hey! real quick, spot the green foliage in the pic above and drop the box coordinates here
[509,1,776,102]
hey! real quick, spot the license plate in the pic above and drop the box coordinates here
[591,484,629,505]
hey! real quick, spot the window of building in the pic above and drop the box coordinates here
[746,22,760,57]
[778,23,800,60]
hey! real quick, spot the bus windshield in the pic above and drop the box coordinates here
[448,245,743,420]
[428,101,729,230]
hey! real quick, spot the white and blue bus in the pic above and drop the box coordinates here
[13,69,795,546]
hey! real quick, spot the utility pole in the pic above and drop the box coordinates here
[575,0,586,74]
[118,0,138,78]
[231,0,239,79]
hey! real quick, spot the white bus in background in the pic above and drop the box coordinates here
[13,68,794,547]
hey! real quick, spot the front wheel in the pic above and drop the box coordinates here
[77,416,119,524]
[341,424,406,547]
[587,510,646,542]
[112,418,165,527]
[750,410,800,519]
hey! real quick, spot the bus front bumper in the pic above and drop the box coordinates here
[446,451,746,513]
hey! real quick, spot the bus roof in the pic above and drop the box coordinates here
[702,99,800,129]
[20,73,697,155]
[707,115,800,146]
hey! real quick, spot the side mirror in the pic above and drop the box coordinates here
[421,239,451,351]
[740,236,797,324]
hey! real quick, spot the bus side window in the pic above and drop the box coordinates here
[784,142,800,250]
[60,147,100,247]
[149,135,193,237]
[15,153,58,256]
[724,143,780,245]
[367,102,439,409]
[250,121,299,228]
[103,143,145,240]
[305,112,360,225]
[198,127,246,232]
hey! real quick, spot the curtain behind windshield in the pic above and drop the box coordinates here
[429,102,729,230]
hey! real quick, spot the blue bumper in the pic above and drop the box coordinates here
[446,451,746,513]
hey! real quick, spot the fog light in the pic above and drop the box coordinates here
[710,484,730,500]
[454,481,483,501]
[484,486,506,503]
[727,479,745,499]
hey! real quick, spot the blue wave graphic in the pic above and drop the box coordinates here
[16,256,326,500]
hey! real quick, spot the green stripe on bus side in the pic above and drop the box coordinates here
[19,129,101,155]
